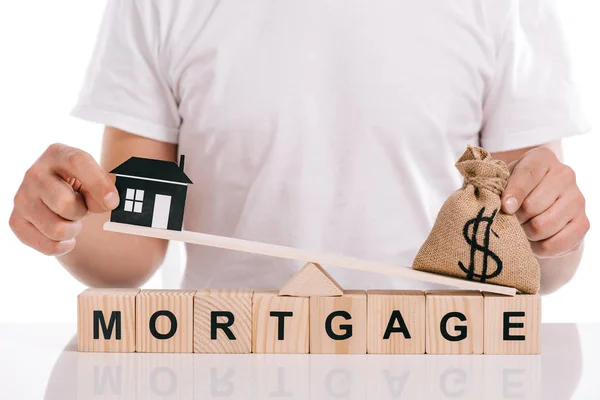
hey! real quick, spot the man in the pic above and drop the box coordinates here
[9,0,590,294]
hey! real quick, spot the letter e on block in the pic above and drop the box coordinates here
[310,290,367,354]
[136,290,196,353]
[194,289,253,354]
[425,291,483,354]
[77,288,139,352]
[367,290,425,354]
[483,293,541,355]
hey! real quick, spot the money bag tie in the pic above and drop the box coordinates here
[412,145,540,294]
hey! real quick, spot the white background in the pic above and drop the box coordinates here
[0,1,597,324]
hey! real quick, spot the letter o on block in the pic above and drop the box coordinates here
[136,290,196,353]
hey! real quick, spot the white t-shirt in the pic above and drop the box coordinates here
[72,0,588,291]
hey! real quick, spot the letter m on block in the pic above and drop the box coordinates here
[93,310,122,340]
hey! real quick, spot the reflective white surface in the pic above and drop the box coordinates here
[0,323,598,399]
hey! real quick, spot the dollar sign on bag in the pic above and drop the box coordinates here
[458,207,503,282]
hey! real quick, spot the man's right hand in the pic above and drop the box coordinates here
[9,143,120,256]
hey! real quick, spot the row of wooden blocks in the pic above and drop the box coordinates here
[78,288,540,355]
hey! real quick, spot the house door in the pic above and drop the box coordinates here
[152,194,172,229]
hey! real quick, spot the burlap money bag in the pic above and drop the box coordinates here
[412,146,540,294]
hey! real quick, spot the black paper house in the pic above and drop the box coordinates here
[110,155,192,231]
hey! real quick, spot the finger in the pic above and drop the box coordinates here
[17,195,83,242]
[9,212,76,256]
[37,171,88,221]
[42,144,119,212]
[530,215,590,258]
[522,191,580,242]
[516,167,574,224]
[502,149,554,215]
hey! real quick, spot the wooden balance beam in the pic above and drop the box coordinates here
[103,222,517,296]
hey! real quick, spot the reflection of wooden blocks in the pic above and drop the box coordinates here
[252,291,309,354]
[425,291,483,354]
[136,353,194,399]
[367,290,425,354]
[252,354,310,399]
[77,352,136,398]
[194,289,253,354]
[483,293,541,355]
[279,262,343,297]
[367,353,426,399]
[310,291,367,354]
[425,354,484,398]
[77,288,139,352]
[136,290,196,353]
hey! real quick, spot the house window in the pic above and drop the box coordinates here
[124,189,144,213]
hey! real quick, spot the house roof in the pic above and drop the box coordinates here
[110,157,193,184]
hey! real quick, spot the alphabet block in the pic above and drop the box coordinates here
[194,289,253,354]
[483,293,541,355]
[252,291,309,353]
[425,290,483,354]
[367,290,425,354]
[136,290,196,353]
[310,290,367,354]
[77,288,139,352]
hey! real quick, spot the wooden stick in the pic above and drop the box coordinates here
[103,222,517,296]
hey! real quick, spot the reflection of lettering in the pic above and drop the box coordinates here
[93,310,121,340]
[270,367,293,397]
[94,365,121,395]
[384,369,410,397]
[149,310,178,340]
[383,310,411,340]
[440,312,467,342]
[211,367,234,396]
[211,311,236,340]
[325,369,352,398]
[150,367,177,396]
[440,368,466,398]
[325,311,353,340]
[503,312,526,341]
[503,369,525,398]
[270,311,294,340]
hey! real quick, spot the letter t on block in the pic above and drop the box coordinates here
[77,288,139,352]
[483,293,541,355]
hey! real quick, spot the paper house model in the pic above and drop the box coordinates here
[110,155,192,231]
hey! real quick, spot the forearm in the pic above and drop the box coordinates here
[538,242,584,295]
[57,212,168,287]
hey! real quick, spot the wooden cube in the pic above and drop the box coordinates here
[252,291,309,353]
[483,293,541,355]
[310,290,367,354]
[367,290,425,354]
[136,290,196,353]
[194,289,253,354]
[425,290,483,354]
[77,288,139,352]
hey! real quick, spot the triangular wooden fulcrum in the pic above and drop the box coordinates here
[279,262,344,297]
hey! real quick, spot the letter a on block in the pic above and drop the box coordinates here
[279,262,343,297]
